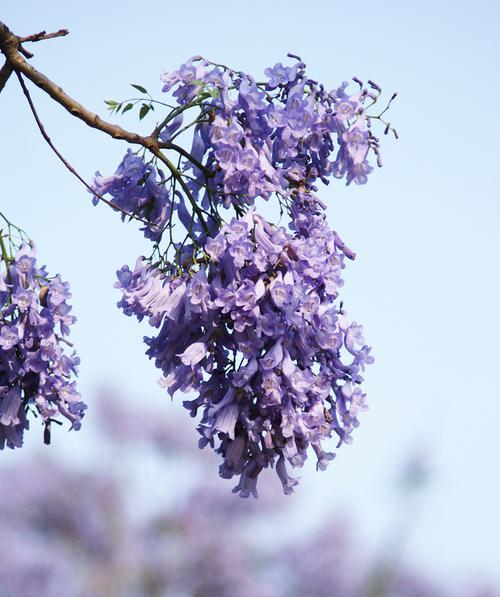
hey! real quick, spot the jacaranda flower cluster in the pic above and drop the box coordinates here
[0,240,85,449]
[92,149,171,241]
[93,54,395,495]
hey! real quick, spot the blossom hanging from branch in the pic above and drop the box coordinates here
[0,224,84,449]
[0,21,396,495]
[97,55,395,497]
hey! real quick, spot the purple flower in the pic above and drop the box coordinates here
[178,341,207,367]
[347,160,374,185]
[264,62,301,90]
[205,234,227,261]
[1,242,84,449]
[91,150,171,241]
[11,289,35,312]
[260,340,284,371]
[0,325,19,350]
[0,387,22,426]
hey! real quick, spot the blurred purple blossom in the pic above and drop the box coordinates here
[0,391,497,597]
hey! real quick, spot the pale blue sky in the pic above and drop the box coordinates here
[1,0,500,587]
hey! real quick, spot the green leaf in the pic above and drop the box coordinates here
[104,99,118,108]
[139,104,150,120]
[122,103,134,114]
[208,87,219,99]
[131,84,148,94]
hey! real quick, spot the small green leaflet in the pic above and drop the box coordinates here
[139,104,151,120]
[131,84,148,94]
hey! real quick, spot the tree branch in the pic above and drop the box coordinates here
[0,21,159,149]
[15,71,152,226]
[0,20,214,233]
[0,60,12,93]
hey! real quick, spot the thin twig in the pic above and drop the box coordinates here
[150,148,210,233]
[0,211,28,238]
[15,71,151,226]
[20,29,69,44]
[159,141,214,178]
[0,231,11,263]
[151,94,207,139]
